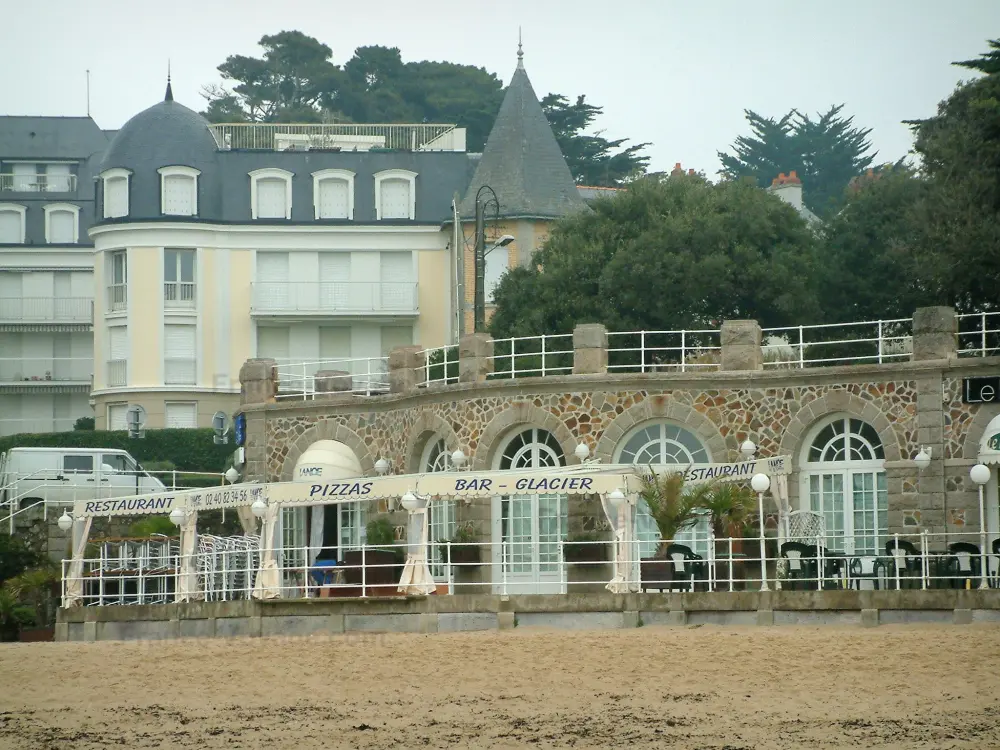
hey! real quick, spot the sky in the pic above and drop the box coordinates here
[2,0,998,178]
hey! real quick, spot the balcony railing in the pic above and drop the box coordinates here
[164,358,196,386]
[0,297,92,324]
[208,123,461,152]
[251,282,419,316]
[0,173,77,192]
[0,356,92,385]
[106,359,126,387]
[106,284,126,313]
[273,356,389,398]
[164,282,196,308]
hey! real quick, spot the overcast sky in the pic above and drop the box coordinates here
[3,1,997,178]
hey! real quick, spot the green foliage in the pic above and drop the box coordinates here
[0,428,232,474]
[0,533,46,587]
[127,516,178,538]
[0,589,36,641]
[365,518,396,547]
[426,346,459,384]
[719,105,880,218]
[489,172,820,339]
[4,567,59,630]
[73,417,95,431]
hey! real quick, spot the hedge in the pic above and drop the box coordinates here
[0,429,233,473]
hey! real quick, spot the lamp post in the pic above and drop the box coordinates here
[472,185,514,333]
[751,473,771,591]
[970,463,991,589]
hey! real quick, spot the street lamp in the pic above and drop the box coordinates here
[740,440,757,460]
[58,510,73,532]
[169,507,187,527]
[914,447,932,471]
[608,488,626,509]
[574,443,590,462]
[751,473,771,591]
[375,458,391,476]
[970,463,991,590]
[473,185,513,333]
[450,450,467,469]
[251,498,268,519]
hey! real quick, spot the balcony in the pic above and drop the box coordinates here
[208,123,465,152]
[106,284,126,313]
[0,297,93,325]
[0,356,92,389]
[164,282,196,309]
[0,173,77,192]
[251,282,419,317]
[106,359,126,387]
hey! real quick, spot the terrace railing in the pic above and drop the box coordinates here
[607,329,721,373]
[208,123,459,152]
[957,311,1000,358]
[273,356,390,399]
[487,334,574,380]
[761,318,913,369]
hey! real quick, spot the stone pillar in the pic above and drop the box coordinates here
[572,323,608,375]
[388,345,427,393]
[915,369,947,534]
[912,306,956,361]
[239,358,278,406]
[459,333,493,383]
[314,370,353,397]
[242,411,267,483]
[720,320,763,371]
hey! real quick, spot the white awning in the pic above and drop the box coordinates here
[979,414,1000,465]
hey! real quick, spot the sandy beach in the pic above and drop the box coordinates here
[1,624,998,749]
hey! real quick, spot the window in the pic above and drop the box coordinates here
[319,326,351,362]
[9,163,36,192]
[63,454,94,474]
[374,169,417,220]
[164,324,196,385]
[165,402,198,428]
[801,416,887,556]
[256,326,290,361]
[615,422,713,558]
[254,251,290,311]
[107,326,127,386]
[312,169,355,219]
[107,251,127,312]
[164,249,196,307]
[423,437,457,579]
[249,168,293,220]
[318,253,350,310]
[43,203,80,244]
[107,403,128,431]
[101,168,130,219]
[44,164,73,192]
[379,251,415,310]
[158,166,200,216]
[101,453,135,473]
[484,243,509,304]
[0,204,26,243]
[380,326,412,356]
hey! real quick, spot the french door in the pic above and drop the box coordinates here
[492,493,567,594]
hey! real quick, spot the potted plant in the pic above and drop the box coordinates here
[563,531,608,563]
[0,589,36,642]
[438,523,481,567]
[4,568,59,642]
[342,518,403,590]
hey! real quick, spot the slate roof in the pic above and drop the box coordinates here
[459,57,587,220]
[0,116,110,160]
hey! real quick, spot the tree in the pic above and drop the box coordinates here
[541,94,650,186]
[719,105,879,218]
[907,38,1000,312]
[489,172,820,339]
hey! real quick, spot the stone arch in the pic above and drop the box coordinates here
[279,419,374,481]
[962,403,1000,460]
[474,402,578,470]
[595,397,728,464]
[404,411,461,473]
[779,391,903,469]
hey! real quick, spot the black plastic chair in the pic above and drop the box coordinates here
[885,539,922,589]
[849,556,888,590]
[992,539,1000,589]
[664,543,707,592]
[780,541,819,590]
[945,542,981,589]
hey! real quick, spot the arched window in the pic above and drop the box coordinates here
[374,169,417,220]
[498,427,565,469]
[312,169,355,220]
[101,168,130,218]
[800,416,887,555]
[249,168,293,220]
[158,166,200,216]
[422,436,457,579]
[43,203,80,244]
[0,203,26,244]
[615,422,712,558]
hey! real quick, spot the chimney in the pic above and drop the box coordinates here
[671,162,684,176]
[768,170,803,210]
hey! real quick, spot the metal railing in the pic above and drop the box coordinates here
[0,356,92,384]
[957,311,1000,358]
[164,358,197,386]
[62,530,1000,606]
[251,281,418,315]
[0,173,77,192]
[607,329,721,373]
[164,282,196,308]
[761,318,913,368]
[487,334,574,379]
[273,356,390,399]
[106,284,126,312]
[208,123,458,152]
[106,359,126,387]
[424,345,460,386]
[0,297,93,324]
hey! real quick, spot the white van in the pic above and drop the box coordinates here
[0,447,166,509]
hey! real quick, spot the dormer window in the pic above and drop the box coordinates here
[101,168,131,219]
[312,169,355,220]
[43,203,80,244]
[374,169,417,220]
[158,166,200,216]
[249,168,293,220]
[0,203,26,244]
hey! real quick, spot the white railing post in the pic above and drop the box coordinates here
[982,312,988,356]
[680,329,686,373]
[541,335,547,376]
[798,325,805,368]
[877,320,884,364]
[893,533,901,590]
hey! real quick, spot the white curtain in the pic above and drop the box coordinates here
[251,503,282,599]
[601,494,639,593]
[397,504,436,595]
[236,506,258,536]
[63,516,93,607]
[773,474,791,543]
[309,505,324,566]
[175,511,201,603]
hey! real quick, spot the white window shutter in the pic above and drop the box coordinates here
[379,251,413,310]
[256,178,287,219]
[164,324,196,385]
[0,211,21,243]
[106,178,128,218]
[163,175,194,215]
[256,326,290,360]
[108,404,128,431]
[164,402,197,428]
[49,211,76,243]
[318,179,350,219]
[319,327,351,360]
[12,164,35,191]
[379,178,410,219]
[319,253,350,309]
[46,164,72,192]
[109,326,128,360]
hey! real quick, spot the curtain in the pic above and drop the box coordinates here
[251,503,282,599]
[175,511,201,602]
[601,493,639,594]
[397,504,436,595]
[309,505,324,566]
[63,516,93,607]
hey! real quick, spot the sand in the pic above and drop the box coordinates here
[0,624,998,749]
